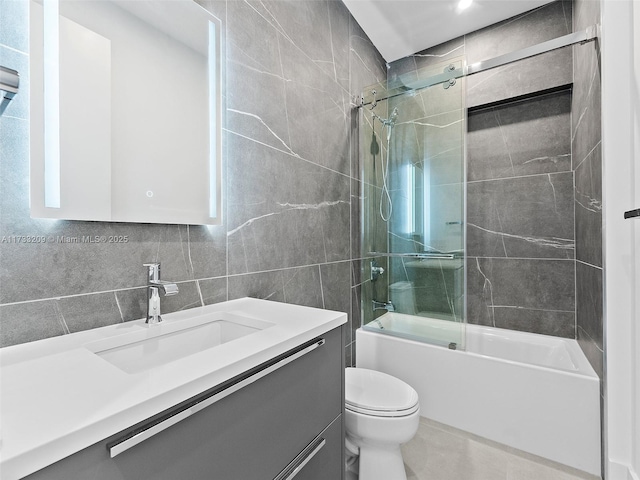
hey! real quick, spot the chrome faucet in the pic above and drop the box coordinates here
[372,300,395,312]
[143,263,179,324]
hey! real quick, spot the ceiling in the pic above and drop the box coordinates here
[342,0,555,62]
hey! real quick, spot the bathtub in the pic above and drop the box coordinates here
[356,312,601,476]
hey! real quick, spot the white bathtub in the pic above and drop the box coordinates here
[356,312,601,476]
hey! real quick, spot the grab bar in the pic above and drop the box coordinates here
[368,251,458,259]
[107,338,325,458]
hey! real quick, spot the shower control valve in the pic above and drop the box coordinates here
[370,260,385,281]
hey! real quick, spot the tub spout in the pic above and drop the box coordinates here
[372,300,395,312]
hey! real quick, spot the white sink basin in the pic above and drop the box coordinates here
[85,312,274,374]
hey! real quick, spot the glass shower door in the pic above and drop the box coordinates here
[361,56,466,349]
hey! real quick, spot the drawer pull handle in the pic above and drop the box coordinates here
[275,437,326,480]
[108,338,326,458]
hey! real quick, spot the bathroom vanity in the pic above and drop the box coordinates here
[0,298,346,480]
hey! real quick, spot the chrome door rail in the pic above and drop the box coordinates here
[466,25,597,76]
[359,25,598,107]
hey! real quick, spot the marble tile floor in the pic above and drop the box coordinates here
[400,417,601,480]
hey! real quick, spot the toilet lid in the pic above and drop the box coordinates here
[345,368,419,415]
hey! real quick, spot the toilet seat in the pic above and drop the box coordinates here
[346,402,419,417]
[345,368,419,418]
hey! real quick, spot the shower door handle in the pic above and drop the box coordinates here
[624,208,640,219]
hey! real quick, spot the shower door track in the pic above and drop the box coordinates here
[359,25,598,107]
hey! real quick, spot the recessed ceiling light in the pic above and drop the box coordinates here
[457,0,473,10]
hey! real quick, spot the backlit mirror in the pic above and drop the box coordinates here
[30,0,222,225]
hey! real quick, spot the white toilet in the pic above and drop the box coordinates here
[344,367,420,480]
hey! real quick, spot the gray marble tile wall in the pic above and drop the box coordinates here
[572,0,603,381]
[465,0,577,333]
[464,1,573,109]
[0,0,388,367]
[389,2,573,109]
[388,1,578,338]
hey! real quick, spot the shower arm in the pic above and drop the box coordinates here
[358,25,598,108]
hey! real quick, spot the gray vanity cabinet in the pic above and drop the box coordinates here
[24,326,345,480]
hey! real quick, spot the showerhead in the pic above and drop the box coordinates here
[372,106,400,127]
[389,107,399,125]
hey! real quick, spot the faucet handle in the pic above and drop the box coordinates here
[143,262,161,282]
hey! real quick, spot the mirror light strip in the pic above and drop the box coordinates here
[43,0,60,208]
[208,20,217,219]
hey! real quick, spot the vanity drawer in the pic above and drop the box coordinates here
[24,326,344,480]
[275,413,343,480]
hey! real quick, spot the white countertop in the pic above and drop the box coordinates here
[0,298,346,480]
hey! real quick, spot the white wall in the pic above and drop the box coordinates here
[602,0,639,478]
